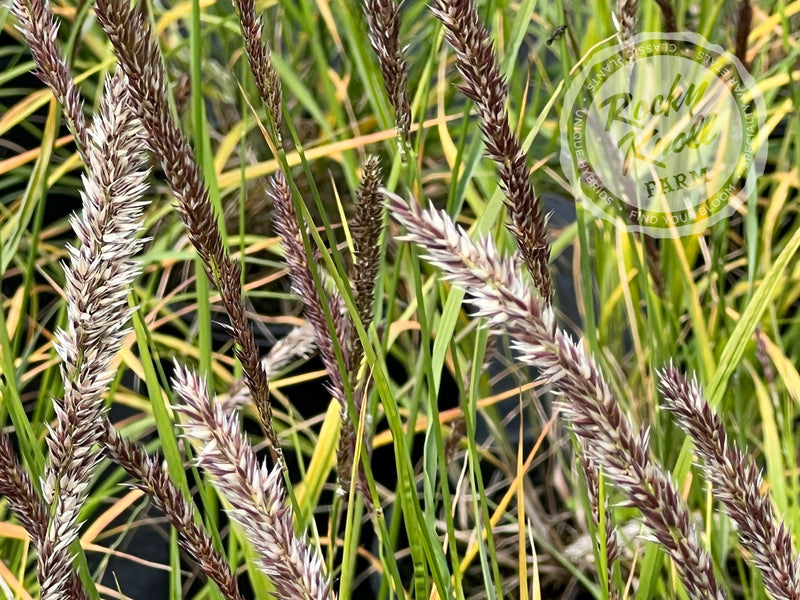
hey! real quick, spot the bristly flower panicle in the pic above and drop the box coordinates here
[615,0,638,44]
[660,367,800,600]
[269,171,363,492]
[11,0,89,157]
[94,0,277,452]
[173,365,335,600]
[102,424,244,600]
[8,6,248,597]
[230,0,282,139]
[349,154,385,371]
[363,0,412,150]
[387,192,724,600]
[430,0,552,301]
[39,71,149,600]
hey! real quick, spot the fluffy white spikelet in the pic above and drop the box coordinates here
[388,192,724,600]
[173,364,334,600]
[38,71,149,600]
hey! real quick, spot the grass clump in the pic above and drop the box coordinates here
[1,0,799,598]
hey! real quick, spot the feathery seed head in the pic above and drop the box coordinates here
[173,364,334,600]
[230,0,282,137]
[11,0,89,155]
[38,70,149,600]
[95,0,277,449]
[390,194,723,599]
[615,0,639,44]
[269,172,366,492]
[364,0,411,147]
[430,0,552,300]
[102,423,244,600]
[660,366,800,599]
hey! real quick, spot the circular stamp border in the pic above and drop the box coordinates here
[559,32,766,238]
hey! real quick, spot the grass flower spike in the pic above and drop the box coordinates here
[270,171,349,412]
[101,426,244,600]
[10,0,89,156]
[94,0,277,449]
[616,0,639,44]
[5,0,798,596]
[364,0,412,147]
[230,0,282,136]
[388,193,722,600]
[430,0,552,300]
[35,72,148,600]
[269,171,358,487]
[173,365,334,600]
[9,6,246,595]
[0,435,88,600]
[660,367,800,600]
[348,154,384,375]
